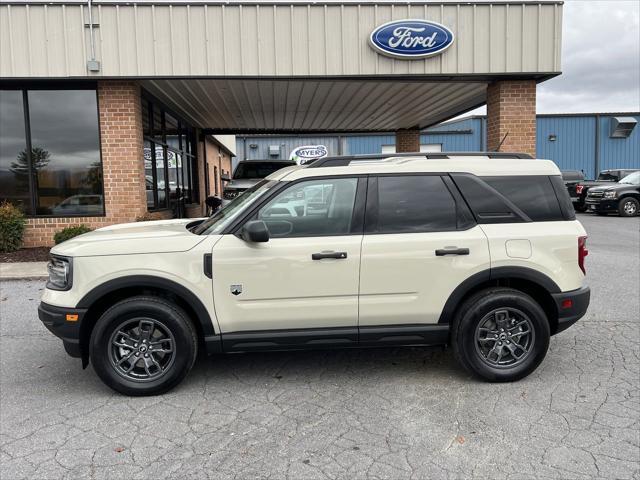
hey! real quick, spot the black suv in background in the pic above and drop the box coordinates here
[573,169,639,211]
[585,171,640,217]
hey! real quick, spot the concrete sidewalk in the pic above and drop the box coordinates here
[0,262,48,281]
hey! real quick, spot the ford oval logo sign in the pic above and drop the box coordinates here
[369,19,454,59]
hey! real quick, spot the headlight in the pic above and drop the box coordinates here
[603,191,617,199]
[47,255,72,291]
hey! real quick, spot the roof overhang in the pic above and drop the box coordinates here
[144,77,493,133]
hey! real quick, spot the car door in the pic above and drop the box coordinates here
[358,174,491,344]
[211,176,366,350]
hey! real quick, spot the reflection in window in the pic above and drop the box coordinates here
[0,88,104,217]
[0,90,31,214]
[28,90,103,216]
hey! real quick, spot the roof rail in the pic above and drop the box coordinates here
[307,151,532,168]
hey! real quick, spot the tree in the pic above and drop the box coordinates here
[10,146,51,193]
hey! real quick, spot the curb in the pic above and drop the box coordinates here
[0,275,48,281]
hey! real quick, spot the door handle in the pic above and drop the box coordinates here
[312,251,348,260]
[435,247,470,256]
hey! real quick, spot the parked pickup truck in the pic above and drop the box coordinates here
[572,169,639,212]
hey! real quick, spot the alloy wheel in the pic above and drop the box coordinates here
[108,318,176,382]
[474,308,535,368]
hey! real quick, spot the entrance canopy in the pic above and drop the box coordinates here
[1,0,563,132]
[142,78,488,133]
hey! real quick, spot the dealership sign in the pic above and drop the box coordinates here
[369,19,454,59]
[289,145,328,165]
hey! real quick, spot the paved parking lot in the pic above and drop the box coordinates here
[1,214,638,480]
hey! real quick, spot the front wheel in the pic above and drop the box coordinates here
[618,197,639,217]
[451,288,550,382]
[90,296,198,396]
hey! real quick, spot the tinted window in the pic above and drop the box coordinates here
[549,175,576,220]
[483,176,563,221]
[0,90,31,214]
[27,90,104,216]
[374,176,457,233]
[234,162,294,179]
[258,178,358,237]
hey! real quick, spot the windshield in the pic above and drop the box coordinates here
[619,171,640,185]
[233,162,294,179]
[193,180,277,235]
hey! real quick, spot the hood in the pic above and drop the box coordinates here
[225,178,262,191]
[51,218,208,257]
[589,183,628,193]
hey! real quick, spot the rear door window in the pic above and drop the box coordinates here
[369,175,462,233]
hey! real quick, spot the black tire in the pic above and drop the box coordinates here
[451,287,550,382]
[618,197,639,217]
[90,296,198,396]
[574,204,586,213]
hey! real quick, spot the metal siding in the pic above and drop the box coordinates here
[536,116,597,177]
[234,136,340,164]
[0,2,562,78]
[598,115,640,172]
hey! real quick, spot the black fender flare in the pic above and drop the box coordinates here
[77,275,217,338]
[437,266,561,324]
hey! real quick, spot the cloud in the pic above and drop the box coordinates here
[465,0,640,116]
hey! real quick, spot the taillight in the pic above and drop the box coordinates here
[576,185,584,195]
[578,236,588,274]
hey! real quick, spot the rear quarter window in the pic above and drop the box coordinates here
[482,176,564,221]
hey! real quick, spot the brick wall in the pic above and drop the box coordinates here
[203,137,233,200]
[395,128,421,153]
[486,80,537,157]
[23,81,146,247]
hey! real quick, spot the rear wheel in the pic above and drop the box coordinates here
[618,197,639,217]
[451,288,550,382]
[90,296,198,396]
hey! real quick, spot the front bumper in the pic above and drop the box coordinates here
[38,302,87,358]
[585,198,618,212]
[551,286,590,334]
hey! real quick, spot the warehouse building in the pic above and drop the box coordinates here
[236,112,640,178]
[1,0,563,247]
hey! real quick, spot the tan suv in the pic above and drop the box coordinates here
[39,152,590,396]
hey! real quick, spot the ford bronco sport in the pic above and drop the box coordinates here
[39,152,590,396]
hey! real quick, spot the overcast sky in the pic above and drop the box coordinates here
[468,0,640,116]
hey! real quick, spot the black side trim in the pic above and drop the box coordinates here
[359,324,449,346]
[76,276,217,339]
[551,286,590,335]
[437,267,561,324]
[222,327,358,352]
[203,253,213,279]
[491,266,561,293]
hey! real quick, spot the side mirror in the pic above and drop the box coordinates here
[221,173,231,182]
[240,220,269,243]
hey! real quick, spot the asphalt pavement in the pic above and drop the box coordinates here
[0,213,638,479]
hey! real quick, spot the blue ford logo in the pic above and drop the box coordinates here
[369,19,454,59]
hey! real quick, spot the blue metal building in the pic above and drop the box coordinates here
[236,113,640,179]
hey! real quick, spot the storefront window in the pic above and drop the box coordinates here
[142,93,199,211]
[0,90,31,214]
[0,87,104,217]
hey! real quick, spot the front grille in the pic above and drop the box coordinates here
[587,191,604,198]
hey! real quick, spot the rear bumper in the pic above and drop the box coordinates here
[38,302,86,358]
[551,286,590,334]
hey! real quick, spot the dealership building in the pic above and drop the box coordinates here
[0,0,564,247]
[237,112,640,178]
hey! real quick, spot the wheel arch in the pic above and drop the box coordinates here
[77,275,219,367]
[438,267,561,334]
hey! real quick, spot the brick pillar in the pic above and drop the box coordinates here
[486,80,536,157]
[395,128,420,153]
[22,81,146,247]
[98,81,147,223]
